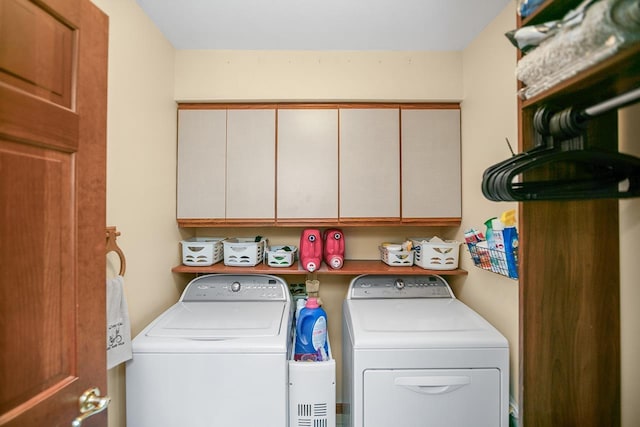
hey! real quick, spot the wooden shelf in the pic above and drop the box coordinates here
[519,0,583,27]
[516,0,625,425]
[172,260,468,276]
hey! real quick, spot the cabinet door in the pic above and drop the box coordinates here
[277,109,339,220]
[339,109,400,219]
[177,109,226,219]
[401,109,461,218]
[226,109,276,219]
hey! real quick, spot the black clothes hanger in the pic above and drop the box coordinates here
[482,87,640,201]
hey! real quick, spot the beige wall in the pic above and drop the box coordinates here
[93,0,638,425]
[458,1,520,406]
[174,51,463,102]
[619,102,640,426]
[90,1,182,427]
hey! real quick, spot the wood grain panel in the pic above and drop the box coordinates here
[520,200,620,426]
[0,0,75,108]
[0,0,107,425]
[0,85,78,151]
[0,140,73,417]
[519,113,621,426]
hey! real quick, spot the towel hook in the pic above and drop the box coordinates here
[106,226,126,276]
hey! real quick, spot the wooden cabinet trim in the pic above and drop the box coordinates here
[177,217,461,228]
[179,102,461,110]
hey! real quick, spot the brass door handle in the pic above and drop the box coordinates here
[71,387,111,427]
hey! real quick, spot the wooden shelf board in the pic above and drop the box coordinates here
[172,260,468,276]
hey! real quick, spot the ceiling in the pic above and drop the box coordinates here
[136,0,512,51]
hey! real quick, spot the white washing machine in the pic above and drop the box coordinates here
[126,274,293,427]
[342,274,509,427]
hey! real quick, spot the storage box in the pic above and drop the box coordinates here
[289,338,335,427]
[266,245,297,267]
[379,245,414,267]
[223,237,267,266]
[409,237,461,270]
[180,237,226,266]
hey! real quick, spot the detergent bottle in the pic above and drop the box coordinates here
[500,209,519,279]
[299,229,323,272]
[323,228,344,269]
[294,297,329,361]
[484,218,499,273]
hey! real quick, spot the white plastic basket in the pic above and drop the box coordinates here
[266,245,297,267]
[379,245,414,267]
[223,237,267,266]
[409,237,461,270]
[181,237,226,266]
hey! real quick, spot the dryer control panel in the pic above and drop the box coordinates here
[181,274,289,301]
[348,274,453,299]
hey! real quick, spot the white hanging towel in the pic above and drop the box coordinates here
[106,275,132,369]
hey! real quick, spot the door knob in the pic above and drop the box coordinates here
[71,387,111,427]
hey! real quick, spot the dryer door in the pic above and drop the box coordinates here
[363,368,502,427]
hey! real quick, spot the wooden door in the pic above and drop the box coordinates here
[0,0,108,426]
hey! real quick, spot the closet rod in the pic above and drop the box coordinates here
[584,86,640,117]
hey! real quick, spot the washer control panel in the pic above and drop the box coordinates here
[348,274,453,299]
[181,274,288,301]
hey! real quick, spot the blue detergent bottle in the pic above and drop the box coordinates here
[294,297,329,361]
[500,209,519,279]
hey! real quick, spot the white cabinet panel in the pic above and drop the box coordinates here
[277,109,339,219]
[177,109,226,219]
[339,109,400,218]
[401,109,461,218]
[226,109,276,219]
[177,105,461,224]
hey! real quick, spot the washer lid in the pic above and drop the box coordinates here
[147,301,288,339]
[345,299,507,349]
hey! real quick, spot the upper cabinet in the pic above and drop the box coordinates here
[339,108,400,220]
[177,107,276,223]
[401,108,461,219]
[226,109,276,219]
[277,108,339,221]
[176,103,461,227]
[177,109,226,219]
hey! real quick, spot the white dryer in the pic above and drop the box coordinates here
[126,274,293,427]
[342,274,509,427]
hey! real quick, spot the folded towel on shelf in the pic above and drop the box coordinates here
[106,275,132,369]
[516,0,640,99]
